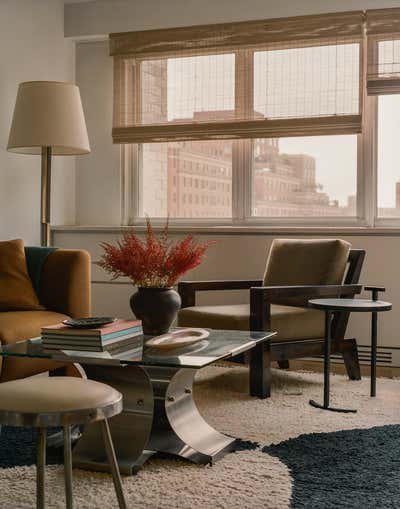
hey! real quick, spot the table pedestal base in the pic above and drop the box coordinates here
[72,365,235,475]
[308,310,357,414]
[309,399,357,413]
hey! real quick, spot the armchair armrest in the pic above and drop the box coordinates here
[178,280,263,308]
[40,250,91,318]
[249,284,362,330]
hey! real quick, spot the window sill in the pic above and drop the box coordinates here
[51,224,400,236]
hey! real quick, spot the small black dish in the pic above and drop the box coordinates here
[62,317,117,329]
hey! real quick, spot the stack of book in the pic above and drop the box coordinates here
[41,319,142,352]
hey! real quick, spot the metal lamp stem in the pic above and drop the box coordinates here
[40,146,52,247]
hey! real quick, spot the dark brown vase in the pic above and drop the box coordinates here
[130,287,181,335]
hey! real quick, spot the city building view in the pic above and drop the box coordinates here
[139,60,356,218]
[142,136,358,218]
[139,56,399,220]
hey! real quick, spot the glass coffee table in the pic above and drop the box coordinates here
[0,329,274,474]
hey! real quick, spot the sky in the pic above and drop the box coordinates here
[378,95,400,209]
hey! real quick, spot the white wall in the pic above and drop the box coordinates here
[0,0,76,245]
[75,41,120,225]
[65,0,400,38]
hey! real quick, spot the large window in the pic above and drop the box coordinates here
[112,9,400,228]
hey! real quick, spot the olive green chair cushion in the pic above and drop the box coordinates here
[263,238,351,306]
[178,303,325,342]
[178,238,351,340]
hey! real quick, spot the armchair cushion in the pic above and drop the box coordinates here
[178,303,324,342]
[263,239,351,306]
[0,310,69,381]
[0,239,43,311]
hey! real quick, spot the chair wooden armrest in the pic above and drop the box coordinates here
[178,280,263,308]
[249,284,362,330]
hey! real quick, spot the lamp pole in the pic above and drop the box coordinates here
[40,146,52,247]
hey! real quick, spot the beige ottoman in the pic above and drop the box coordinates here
[0,377,126,509]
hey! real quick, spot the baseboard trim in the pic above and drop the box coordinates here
[286,359,400,378]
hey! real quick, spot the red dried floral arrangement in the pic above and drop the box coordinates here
[98,218,215,288]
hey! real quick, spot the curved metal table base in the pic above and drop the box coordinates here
[72,365,235,474]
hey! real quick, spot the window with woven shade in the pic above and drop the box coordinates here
[366,8,400,95]
[366,8,400,222]
[110,11,365,145]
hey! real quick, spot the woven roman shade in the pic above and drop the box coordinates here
[366,8,400,95]
[110,11,365,144]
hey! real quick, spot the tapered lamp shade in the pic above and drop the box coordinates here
[7,81,90,155]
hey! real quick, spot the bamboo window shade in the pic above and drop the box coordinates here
[110,11,365,144]
[366,8,400,95]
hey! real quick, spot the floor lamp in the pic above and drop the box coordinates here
[7,81,90,246]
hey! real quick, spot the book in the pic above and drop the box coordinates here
[42,330,143,347]
[42,331,143,353]
[41,319,141,339]
[41,327,142,345]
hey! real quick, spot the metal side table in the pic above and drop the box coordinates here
[308,286,392,413]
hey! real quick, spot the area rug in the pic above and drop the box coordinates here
[0,366,400,509]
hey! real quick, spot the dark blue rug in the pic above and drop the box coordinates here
[0,426,63,468]
[263,424,400,509]
[0,426,257,469]
[2,422,399,509]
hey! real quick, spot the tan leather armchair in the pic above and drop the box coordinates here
[178,239,365,398]
[0,249,91,381]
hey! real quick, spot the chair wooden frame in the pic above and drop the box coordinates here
[178,249,366,399]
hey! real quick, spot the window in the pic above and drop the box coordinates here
[111,11,363,143]
[253,44,360,120]
[377,95,400,218]
[135,135,357,221]
[252,136,357,218]
[139,140,233,218]
[113,9,400,228]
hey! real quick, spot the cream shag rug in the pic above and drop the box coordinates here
[1,366,400,509]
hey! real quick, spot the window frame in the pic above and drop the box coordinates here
[120,53,383,230]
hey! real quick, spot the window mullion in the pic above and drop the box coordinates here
[233,49,253,223]
[123,143,141,225]
[360,95,378,227]
[232,139,252,223]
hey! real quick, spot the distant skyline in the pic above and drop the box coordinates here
[279,136,357,207]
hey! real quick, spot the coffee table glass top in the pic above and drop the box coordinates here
[0,329,275,369]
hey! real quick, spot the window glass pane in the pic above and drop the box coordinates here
[254,44,360,119]
[252,136,357,217]
[377,95,400,218]
[141,54,235,125]
[377,40,400,78]
[140,140,232,218]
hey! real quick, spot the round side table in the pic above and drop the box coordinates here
[308,286,392,413]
